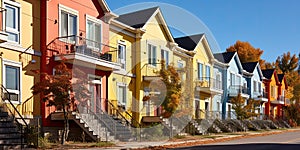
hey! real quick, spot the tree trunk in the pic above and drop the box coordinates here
[61,104,69,145]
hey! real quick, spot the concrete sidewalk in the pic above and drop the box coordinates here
[103,128,300,150]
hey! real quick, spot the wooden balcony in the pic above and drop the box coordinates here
[228,85,250,99]
[195,77,223,95]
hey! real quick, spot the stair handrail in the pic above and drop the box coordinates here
[1,84,29,148]
[107,99,142,128]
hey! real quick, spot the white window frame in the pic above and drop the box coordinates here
[197,62,203,80]
[2,59,22,104]
[117,40,126,70]
[148,43,157,67]
[161,49,169,66]
[85,14,102,50]
[205,65,210,78]
[3,0,21,44]
[117,82,127,107]
[58,4,79,40]
[177,60,184,68]
[253,80,257,92]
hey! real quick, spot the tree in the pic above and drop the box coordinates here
[31,62,89,145]
[276,52,299,74]
[226,40,264,63]
[159,60,182,118]
[231,94,260,120]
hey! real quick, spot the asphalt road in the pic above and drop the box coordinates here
[172,130,300,150]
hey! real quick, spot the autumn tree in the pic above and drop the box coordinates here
[31,62,89,145]
[159,60,182,118]
[226,40,264,63]
[231,94,260,120]
[276,52,299,74]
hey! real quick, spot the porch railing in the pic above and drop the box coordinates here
[1,85,29,148]
[46,35,117,62]
[195,77,222,91]
[228,85,249,95]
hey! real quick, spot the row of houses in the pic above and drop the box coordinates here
[0,0,290,143]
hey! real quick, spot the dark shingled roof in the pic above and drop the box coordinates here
[242,62,258,73]
[262,69,275,79]
[213,52,236,63]
[277,74,284,83]
[174,34,204,50]
[115,7,159,28]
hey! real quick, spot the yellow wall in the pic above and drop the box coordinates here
[270,74,278,101]
[0,0,40,118]
[108,28,135,120]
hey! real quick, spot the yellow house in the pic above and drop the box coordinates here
[110,7,190,123]
[0,0,40,120]
[175,34,222,119]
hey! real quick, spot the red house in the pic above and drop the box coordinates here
[40,0,120,139]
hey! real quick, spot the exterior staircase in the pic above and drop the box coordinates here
[71,104,136,142]
[0,85,29,149]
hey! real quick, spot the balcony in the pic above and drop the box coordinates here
[271,95,285,105]
[228,85,249,99]
[47,35,121,71]
[195,77,223,95]
[0,8,8,43]
[253,91,268,102]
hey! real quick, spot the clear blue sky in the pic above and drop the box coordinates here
[106,0,300,62]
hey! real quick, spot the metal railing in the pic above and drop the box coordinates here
[228,85,249,95]
[46,35,117,62]
[195,77,223,91]
[278,95,285,102]
[1,85,29,148]
[254,91,268,99]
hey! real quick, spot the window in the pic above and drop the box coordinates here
[177,61,184,69]
[236,76,241,85]
[86,17,101,48]
[253,81,257,92]
[197,63,203,80]
[258,82,262,93]
[271,86,276,98]
[161,49,169,66]
[118,43,126,69]
[3,60,21,103]
[59,5,78,41]
[216,73,222,89]
[230,73,235,86]
[118,85,126,106]
[4,1,20,43]
[206,65,210,77]
[148,44,157,66]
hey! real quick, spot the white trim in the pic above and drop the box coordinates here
[2,59,22,104]
[58,4,79,38]
[85,14,103,50]
[3,0,22,44]
[116,82,127,106]
[117,40,126,70]
[146,41,158,68]
[0,42,41,56]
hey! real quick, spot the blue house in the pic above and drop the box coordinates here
[242,62,267,118]
[214,52,249,119]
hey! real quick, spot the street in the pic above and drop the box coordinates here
[173,130,300,150]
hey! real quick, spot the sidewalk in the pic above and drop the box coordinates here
[102,128,300,150]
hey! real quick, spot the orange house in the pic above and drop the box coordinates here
[40,0,119,130]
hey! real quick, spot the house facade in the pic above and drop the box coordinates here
[242,62,267,118]
[175,34,223,119]
[214,52,249,119]
[40,0,120,128]
[0,0,40,119]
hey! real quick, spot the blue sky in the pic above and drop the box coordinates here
[106,0,300,62]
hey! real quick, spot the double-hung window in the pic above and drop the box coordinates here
[86,16,101,49]
[253,81,257,92]
[148,44,157,66]
[197,63,203,80]
[118,42,126,69]
[117,84,126,107]
[4,0,20,43]
[3,59,21,103]
[59,5,78,42]
[206,65,210,78]
[161,49,169,66]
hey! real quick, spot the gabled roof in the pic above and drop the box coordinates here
[213,52,236,63]
[174,34,204,50]
[277,74,284,83]
[242,62,258,73]
[115,7,159,28]
[262,69,275,80]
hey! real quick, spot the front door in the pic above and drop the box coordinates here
[89,78,103,113]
